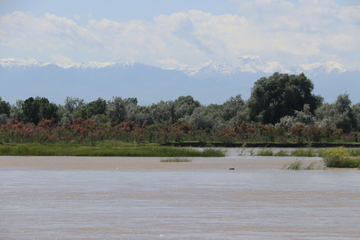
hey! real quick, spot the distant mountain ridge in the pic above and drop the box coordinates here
[1,58,359,105]
[0,58,137,70]
[176,57,347,78]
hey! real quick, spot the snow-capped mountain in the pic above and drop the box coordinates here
[177,57,292,77]
[0,58,359,105]
[177,57,347,78]
[0,58,43,69]
[0,58,137,70]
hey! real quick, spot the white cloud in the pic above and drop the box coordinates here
[0,11,102,53]
[0,0,359,70]
[73,14,80,20]
[50,53,76,67]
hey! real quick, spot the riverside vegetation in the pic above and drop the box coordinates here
[0,144,225,157]
[1,73,360,157]
[277,147,360,170]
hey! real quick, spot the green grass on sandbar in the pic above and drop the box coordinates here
[160,157,192,162]
[256,148,274,156]
[291,149,317,157]
[0,144,226,157]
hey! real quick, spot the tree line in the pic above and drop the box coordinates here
[1,72,360,138]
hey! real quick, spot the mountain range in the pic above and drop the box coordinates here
[1,57,359,106]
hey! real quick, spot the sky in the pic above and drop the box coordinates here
[1,0,360,70]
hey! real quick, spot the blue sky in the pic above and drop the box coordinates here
[1,0,359,69]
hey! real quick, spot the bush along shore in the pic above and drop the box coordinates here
[1,118,360,148]
[279,147,360,170]
[322,147,360,168]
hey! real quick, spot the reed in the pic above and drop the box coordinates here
[274,150,288,156]
[282,160,320,170]
[0,144,225,157]
[283,160,302,170]
[256,148,273,156]
[291,149,316,157]
[202,148,226,157]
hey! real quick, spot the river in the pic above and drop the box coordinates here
[1,149,360,239]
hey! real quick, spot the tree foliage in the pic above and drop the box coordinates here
[0,97,11,117]
[173,95,201,121]
[74,97,106,120]
[248,72,323,124]
[21,97,58,125]
[315,93,355,132]
[2,72,360,139]
[0,97,11,124]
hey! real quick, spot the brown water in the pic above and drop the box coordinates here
[1,149,360,239]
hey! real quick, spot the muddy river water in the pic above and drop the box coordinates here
[1,149,360,239]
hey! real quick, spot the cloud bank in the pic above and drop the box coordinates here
[0,0,359,69]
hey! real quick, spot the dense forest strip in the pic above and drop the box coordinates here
[1,73,360,146]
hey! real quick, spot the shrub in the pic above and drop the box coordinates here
[233,121,256,141]
[215,125,236,144]
[322,147,360,168]
[324,126,332,142]
[290,124,306,143]
[258,124,276,142]
[307,124,323,142]
[257,148,273,156]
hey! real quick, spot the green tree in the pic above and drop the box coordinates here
[74,97,106,119]
[21,97,58,124]
[106,96,128,126]
[0,97,11,117]
[64,96,85,114]
[315,93,356,133]
[9,100,24,121]
[151,100,174,125]
[59,97,85,125]
[248,72,323,124]
[173,95,201,121]
[221,94,250,123]
[352,102,360,131]
[184,106,218,131]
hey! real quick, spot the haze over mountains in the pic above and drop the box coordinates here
[1,57,359,105]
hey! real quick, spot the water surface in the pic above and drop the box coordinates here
[1,153,360,239]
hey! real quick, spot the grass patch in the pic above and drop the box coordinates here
[202,148,226,157]
[0,144,226,157]
[256,148,273,156]
[291,149,316,157]
[346,148,360,157]
[283,160,302,170]
[303,161,318,170]
[160,157,192,162]
[322,147,360,168]
[282,160,320,170]
[274,150,288,156]
[250,149,255,156]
